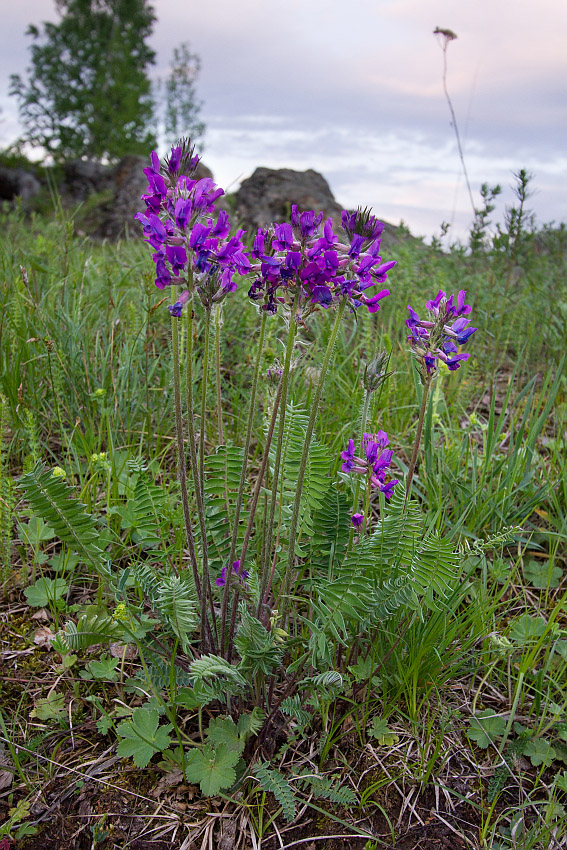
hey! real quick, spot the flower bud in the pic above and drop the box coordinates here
[363,352,392,393]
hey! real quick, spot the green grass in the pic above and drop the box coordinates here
[0,195,566,848]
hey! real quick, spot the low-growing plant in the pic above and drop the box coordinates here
[16,138,517,805]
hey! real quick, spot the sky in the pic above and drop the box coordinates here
[1,0,566,241]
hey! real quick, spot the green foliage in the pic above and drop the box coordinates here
[154,574,198,652]
[24,576,68,607]
[184,743,240,795]
[205,716,243,753]
[56,607,123,652]
[111,463,168,548]
[234,606,283,678]
[306,487,460,665]
[368,717,399,746]
[30,691,66,721]
[202,446,248,570]
[10,0,156,160]
[522,737,556,767]
[116,707,173,768]
[237,708,266,739]
[163,42,205,149]
[253,761,297,822]
[523,559,563,589]
[270,403,332,550]
[81,655,120,681]
[297,770,357,806]
[18,463,109,575]
[468,710,507,748]
[280,695,312,729]
[189,654,248,704]
[309,486,351,574]
[508,614,548,645]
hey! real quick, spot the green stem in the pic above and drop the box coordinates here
[238,379,283,620]
[498,671,524,754]
[185,302,217,652]
[197,307,217,648]
[348,388,372,550]
[171,315,202,604]
[405,371,433,503]
[220,310,267,654]
[362,476,372,535]
[280,300,347,619]
[214,303,224,446]
[227,379,284,660]
[261,293,300,604]
[199,307,211,497]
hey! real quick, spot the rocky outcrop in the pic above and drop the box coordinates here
[0,166,42,201]
[96,155,215,239]
[234,166,406,247]
[0,156,409,246]
[62,159,113,201]
[235,167,342,231]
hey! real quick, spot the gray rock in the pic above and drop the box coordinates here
[96,156,216,239]
[62,159,112,201]
[0,166,42,201]
[235,166,410,250]
[235,167,342,232]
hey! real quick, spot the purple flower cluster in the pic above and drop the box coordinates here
[135,142,250,315]
[248,207,396,318]
[341,431,399,499]
[216,560,249,588]
[406,290,477,374]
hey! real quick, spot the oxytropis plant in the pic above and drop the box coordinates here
[405,289,477,497]
[19,138,477,800]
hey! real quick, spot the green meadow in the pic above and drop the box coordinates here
[0,183,566,850]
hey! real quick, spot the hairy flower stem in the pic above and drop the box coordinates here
[185,302,217,651]
[226,377,284,661]
[405,372,433,504]
[261,292,300,601]
[280,299,347,620]
[214,304,224,446]
[220,311,267,655]
[199,307,211,497]
[348,389,372,550]
[171,315,202,604]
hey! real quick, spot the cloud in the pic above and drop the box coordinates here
[1,0,565,238]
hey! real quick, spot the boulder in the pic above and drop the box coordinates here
[235,167,342,232]
[0,166,42,201]
[62,159,112,201]
[97,155,216,239]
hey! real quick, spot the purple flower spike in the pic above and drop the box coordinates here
[341,439,356,472]
[340,432,398,498]
[246,199,396,319]
[351,513,364,527]
[216,560,249,587]
[136,144,248,312]
[407,290,476,377]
